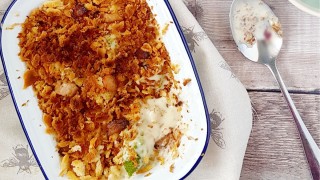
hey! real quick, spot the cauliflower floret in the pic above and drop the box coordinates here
[55,82,78,96]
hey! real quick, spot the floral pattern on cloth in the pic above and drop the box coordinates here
[0,9,5,17]
[210,109,226,149]
[183,0,204,20]
[0,71,9,101]
[182,25,208,52]
[0,145,39,174]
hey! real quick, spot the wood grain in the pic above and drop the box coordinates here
[192,0,320,179]
[240,92,320,180]
[198,0,320,91]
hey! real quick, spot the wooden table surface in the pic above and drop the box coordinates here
[184,0,320,179]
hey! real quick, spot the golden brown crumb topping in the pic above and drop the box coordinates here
[19,0,181,178]
[183,78,191,86]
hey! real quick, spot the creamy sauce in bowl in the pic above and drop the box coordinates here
[232,0,282,47]
[230,0,283,61]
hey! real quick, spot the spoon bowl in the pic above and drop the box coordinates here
[229,0,320,179]
[229,0,283,63]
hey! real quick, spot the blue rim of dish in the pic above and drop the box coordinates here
[0,0,48,179]
[0,0,210,179]
[163,0,211,179]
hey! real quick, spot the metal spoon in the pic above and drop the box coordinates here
[229,0,320,179]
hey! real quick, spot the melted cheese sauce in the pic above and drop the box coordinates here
[129,97,181,158]
[232,0,281,46]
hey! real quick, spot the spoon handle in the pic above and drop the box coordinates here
[267,59,320,180]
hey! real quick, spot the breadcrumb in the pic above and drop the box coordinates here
[169,164,174,173]
[183,78,191,86]
[19,0,183,178]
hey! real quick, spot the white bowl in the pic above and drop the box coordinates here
[288,0,320,17]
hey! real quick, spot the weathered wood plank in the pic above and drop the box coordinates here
[240,92,320,180]
[197,0,320,91]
